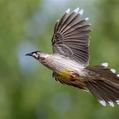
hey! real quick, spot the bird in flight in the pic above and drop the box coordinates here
[26,8,119,107]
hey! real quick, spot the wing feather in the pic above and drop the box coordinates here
[52,8,91,66]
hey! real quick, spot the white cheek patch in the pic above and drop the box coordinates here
[32,53,38,58]
[44,54,49,58]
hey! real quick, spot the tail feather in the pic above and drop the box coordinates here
[85,63,119,106]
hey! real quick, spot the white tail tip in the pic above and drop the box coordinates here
[110,68,116,73]
[116,100,119,105]
[108,101,114,107]
[99,100,106,106]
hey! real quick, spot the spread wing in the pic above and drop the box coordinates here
[52,8,91,66]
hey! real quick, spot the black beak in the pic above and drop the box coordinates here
[25,52,32,56]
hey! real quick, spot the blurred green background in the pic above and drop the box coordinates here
[0,0,119,119]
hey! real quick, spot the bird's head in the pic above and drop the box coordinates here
[25,51,49,62]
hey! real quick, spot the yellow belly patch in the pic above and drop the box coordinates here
[58,70,80,80]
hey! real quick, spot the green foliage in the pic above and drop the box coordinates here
[0,0,119,119]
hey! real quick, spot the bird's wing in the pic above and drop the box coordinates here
[52,8,91,66]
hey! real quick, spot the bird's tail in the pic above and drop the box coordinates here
[85,63,119,107]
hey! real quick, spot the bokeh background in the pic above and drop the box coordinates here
[0,0,119,119]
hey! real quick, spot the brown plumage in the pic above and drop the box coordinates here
[52,8,90,66]
[26,8,119,107]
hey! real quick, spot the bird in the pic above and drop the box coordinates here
[26,8,119,107]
